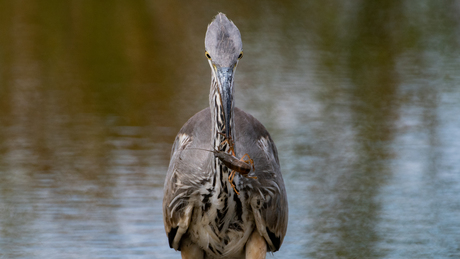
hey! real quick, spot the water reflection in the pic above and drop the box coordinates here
[334,1,401,257]
[1,0,460,258]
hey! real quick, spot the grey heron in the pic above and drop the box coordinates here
[163,13,288,259]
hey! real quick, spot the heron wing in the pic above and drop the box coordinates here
[163,108,288,252]
[162,109,213,250]
[234,108,289,252]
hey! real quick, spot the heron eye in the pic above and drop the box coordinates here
[238,52,243,59]
[205,51,211,60]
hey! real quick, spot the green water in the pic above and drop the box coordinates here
[0,1,459,258]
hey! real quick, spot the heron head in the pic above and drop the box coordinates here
[205,13,243,140]
[205,13,243,68]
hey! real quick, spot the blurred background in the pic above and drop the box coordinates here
[0,0,459,258]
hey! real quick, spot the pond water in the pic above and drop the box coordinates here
[0,1,459,258]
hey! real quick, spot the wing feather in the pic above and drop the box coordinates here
[163,109,213,251]
[233,110,288,252]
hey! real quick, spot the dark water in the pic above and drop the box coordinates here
[1,1,459,258]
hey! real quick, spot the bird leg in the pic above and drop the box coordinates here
[245,230,267,259]
[180,234,204,259]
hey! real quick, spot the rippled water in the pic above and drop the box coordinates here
[1,1,460,258]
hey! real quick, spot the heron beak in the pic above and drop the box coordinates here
[215,67,234,140]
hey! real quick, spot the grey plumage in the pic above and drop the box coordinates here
[205,14,243,67]
[163,13,288,258]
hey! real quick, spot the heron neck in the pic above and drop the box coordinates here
[209,78,235,152]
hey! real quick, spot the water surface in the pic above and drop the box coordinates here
[1,1,459,258]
